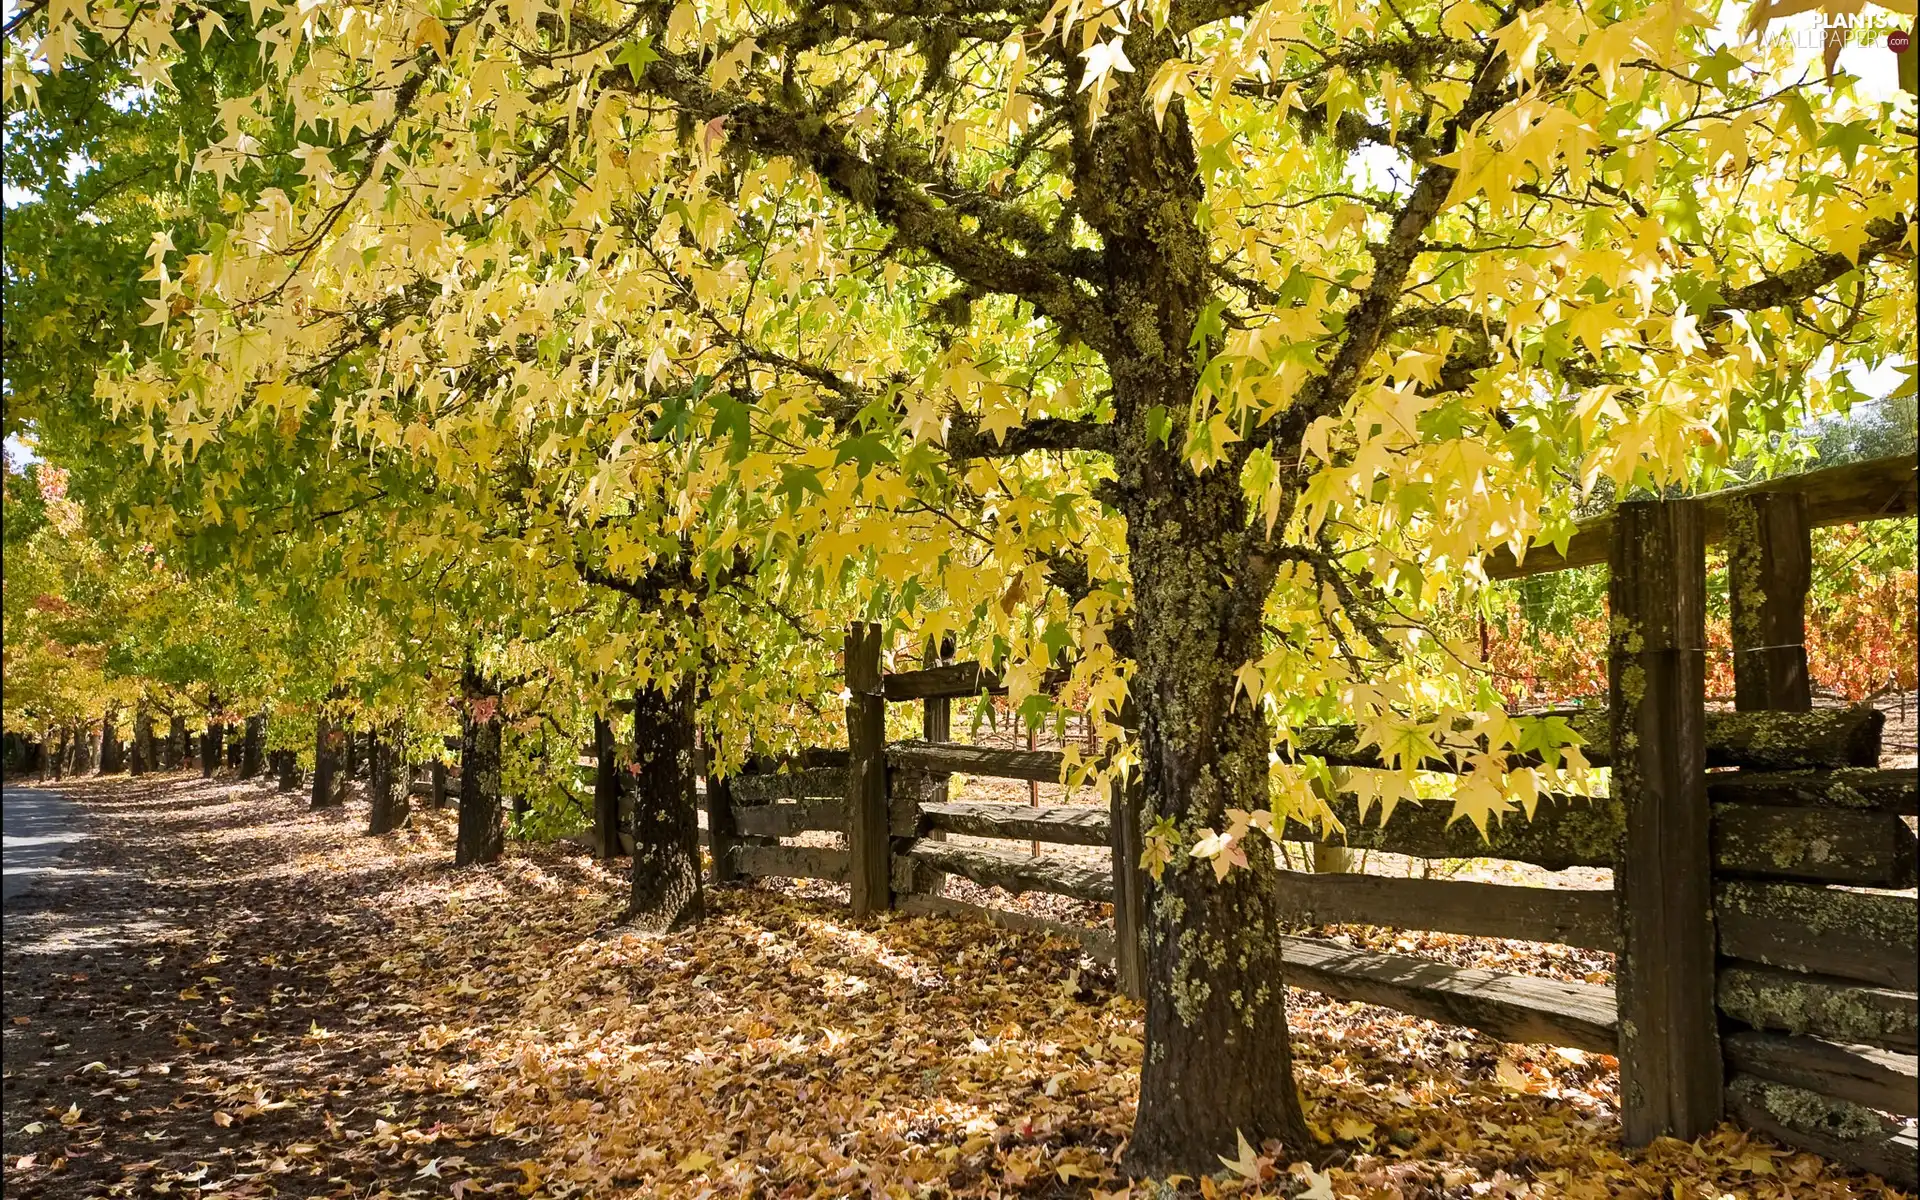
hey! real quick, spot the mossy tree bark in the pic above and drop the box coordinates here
[628,677,703,931]
[367,723,409,835]
[130,704,155,776]
[99,708,123,774]
[562,4,1567,1173]
[1073,30,1312,1174]
[311,715,344,808]
[165,715,187,769]
[1119,458,1315,1174]
[456,670,504,866]
[239,715,265,779]
[72,721,94,775]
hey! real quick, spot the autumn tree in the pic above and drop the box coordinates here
[14,0,1916,1174]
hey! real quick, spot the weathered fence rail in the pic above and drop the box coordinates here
[1480,451,1917,580]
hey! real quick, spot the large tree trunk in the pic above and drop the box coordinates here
[456,674,504,866]
[367,723,409,835]
[202,709,225,778]
[72,722,94,775]
[99,709,123,774]
[1118,458,1314,1175]
[628,677,703,931]
[276,748,300,793]
[130,704,155,776]
[240,715,265,779]
[166,715,187,769]
[1048,41,1319,1170]
[311,715,344,808]
[51,728,68,780]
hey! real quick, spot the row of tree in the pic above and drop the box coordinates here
[6,0,1913,1174]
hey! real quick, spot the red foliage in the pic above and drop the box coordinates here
[36,465,69,502]
[1480,599,1608,708]
[1482,530,1916,707]
[1805,533,1918,701]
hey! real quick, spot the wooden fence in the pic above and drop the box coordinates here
[702,454,1919,1185]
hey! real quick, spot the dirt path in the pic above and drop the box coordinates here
[2,773,1902,1199]
[2,786,90,905]
[1,773,553,1198]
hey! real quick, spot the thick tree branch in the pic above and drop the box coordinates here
[598,45,1118,355]
[946,415,1116,459]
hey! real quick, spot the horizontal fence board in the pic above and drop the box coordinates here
[1278,936,1618,1053]
[1707,767,1918,815]
[1266,789,1905,880]
[1718,962,1918,1053]
[1288,706,1883,772]
[730,843,849,884]
[1595,707,1884,771]
[1273,871,1617,951]
[880,663,1073,702]
[1727,1074,1918,1190]
[731,767,849,804]
[1281,794,1619,871]
[1716,882,1919,991]
[888,740,1069,784]
[1484,453,1919,581]
[903,840,1113,903]
[1712,804,1917,887]
[920,800,1111,847]
[733,797,847,838]
[883,663,997,702]
[1723,1030,1919,1117]
[895,892,1115,960]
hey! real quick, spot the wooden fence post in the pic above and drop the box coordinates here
[1727,492,1812,712]
[914,637,954,892]
[845,621,891,916]
[922,637,953,760]
[1110,771,1147,1000]
[1610,497,1721,1145]
[594,716,623,860]
[705,729,739,885]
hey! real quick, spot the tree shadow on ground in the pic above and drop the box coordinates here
[1,773,1893,1200]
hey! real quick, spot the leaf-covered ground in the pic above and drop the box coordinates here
[2,773,1907,1199]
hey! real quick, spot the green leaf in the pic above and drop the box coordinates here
[611,38,660,78]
